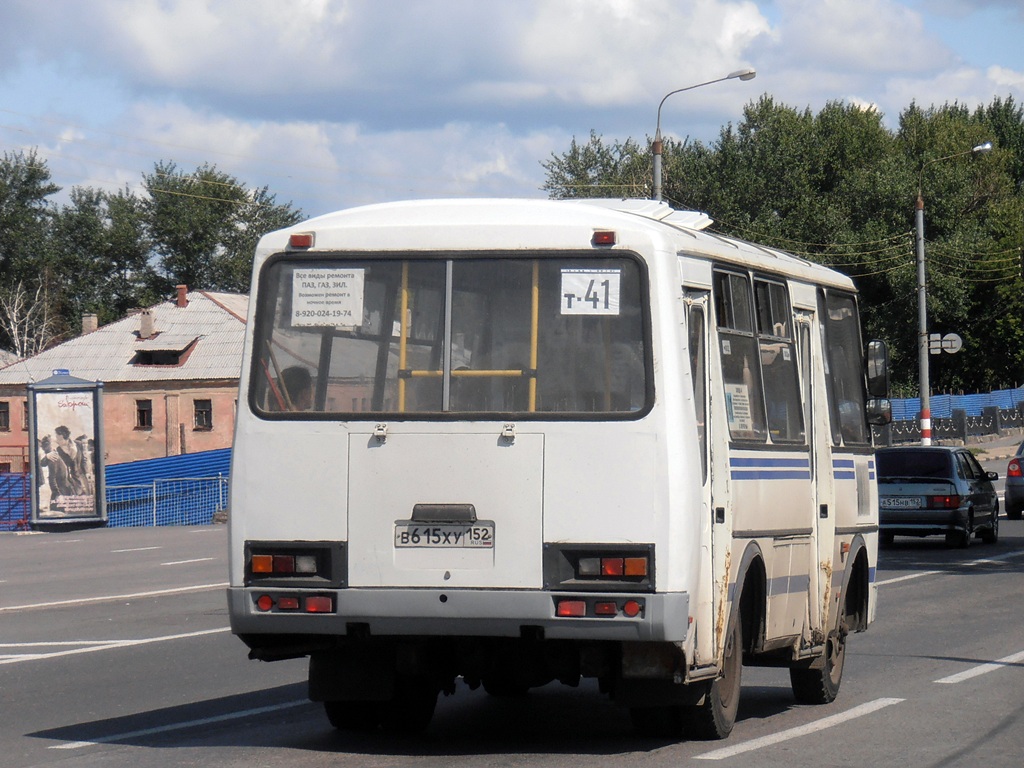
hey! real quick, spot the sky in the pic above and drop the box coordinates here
[0,0,1022,220]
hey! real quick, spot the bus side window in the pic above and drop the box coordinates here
[754,279,804,444]
[713,271,767,443]
[687,299,708,483]
[818,290,870,445]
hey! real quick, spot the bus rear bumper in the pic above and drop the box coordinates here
[228,586,690,645]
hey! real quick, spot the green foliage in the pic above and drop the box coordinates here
[544,97,1024,393]
[0,154,304,354]
[144,161,303,294]
[542,131,649,198]
[0,149,60,282]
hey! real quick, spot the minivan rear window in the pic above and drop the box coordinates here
[876,449,952,480]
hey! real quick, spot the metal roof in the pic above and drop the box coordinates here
[0,290,248,386]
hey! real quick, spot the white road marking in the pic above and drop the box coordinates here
[0,582,228,613]
[0,628,230,665]
[934,649,1024,684]
[876,549,1024,587]
[694,698,905,761]
[161,557,215,566]
[876,571,938,586]
[49,699,309,749]
[111,546,162,553]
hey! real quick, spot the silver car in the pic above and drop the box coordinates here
[1005,441,1024,520]
[876,446,999,548]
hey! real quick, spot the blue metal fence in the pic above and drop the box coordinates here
[106,476,229,527]
[0,448,232,531]
[891,385,1024,420]
[0,473,30,531]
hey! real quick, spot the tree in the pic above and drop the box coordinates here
[542,131,648,199]
[143,161,303,293]
[50,187,156,334]
[0,281,58,358]
[542,97,1024,393]
[0,150,61,352]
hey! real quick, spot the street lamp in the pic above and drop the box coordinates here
[652,68,756,202]
[914,141,993,445]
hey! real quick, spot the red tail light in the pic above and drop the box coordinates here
[928,494,961,509]
[1008,459,1022,478]
[556,600,587,617]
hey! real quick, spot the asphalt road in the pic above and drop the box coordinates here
[2,516,1023,768]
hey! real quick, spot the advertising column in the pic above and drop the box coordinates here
[28,370,106,527]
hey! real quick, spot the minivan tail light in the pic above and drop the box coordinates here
[1008,458,1022,478]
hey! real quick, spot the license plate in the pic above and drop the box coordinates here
[880,497,922,509]
[394,522,494,548]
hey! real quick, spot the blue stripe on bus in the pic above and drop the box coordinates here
[731,470,812,480]
[833,458,856,481]
[730,456,811,481]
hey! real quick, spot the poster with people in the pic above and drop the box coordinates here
[31,386,102,521]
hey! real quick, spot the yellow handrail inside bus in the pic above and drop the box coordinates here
[397,259,541,411]
[529,260,539,412]
[398,261,409,412]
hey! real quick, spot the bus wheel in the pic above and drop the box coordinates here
[686,615,743,740]
[629,705,684,738]
[324,700,380,732]
[482,676,530,697]
[790,625,846,704]
[378,677,438,735]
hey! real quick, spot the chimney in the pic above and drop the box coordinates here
[176,284,189,308]
[139,308,155,340]
[81,313,98,335]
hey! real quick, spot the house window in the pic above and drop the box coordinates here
[0,402,9,431]
[136,399,153,429]
[22,400,28,430]
[0,462,10,473]
[194,399,213,430]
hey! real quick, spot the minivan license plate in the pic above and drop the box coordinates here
[394,522,494,548]
[880,497,922,509]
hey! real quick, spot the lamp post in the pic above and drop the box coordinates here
[652,68,756,202]
[914,141,993,445]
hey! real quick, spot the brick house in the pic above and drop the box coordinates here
[0,286,247,471]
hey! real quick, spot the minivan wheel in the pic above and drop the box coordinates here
[945,526,971,549]
[981,510,999,544]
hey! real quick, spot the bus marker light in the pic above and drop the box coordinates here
[251,555,273,573]
[556,600,586,617]
[289,232,315,248]
[594,601,617,616]
[273,555,296,573]
[277,597,300,610]
[592,230,616,246]
[624,557,648,577]
[622,600,642,618]
[256,595,274,612]
[305,596,334,613]
[601,558,625,577]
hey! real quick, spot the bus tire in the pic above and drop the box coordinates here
[685,613,743,740]
[378,677,438,735]
[482,677,530,697]
[790,624,846,704]
[629,705,684,738]
[324,700,380,732]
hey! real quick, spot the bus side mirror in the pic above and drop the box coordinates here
[866,398,892,426]
[865,340,889,398]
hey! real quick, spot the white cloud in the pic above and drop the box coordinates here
[0,0,1022,217]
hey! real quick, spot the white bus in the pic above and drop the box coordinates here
[228,198,891,739]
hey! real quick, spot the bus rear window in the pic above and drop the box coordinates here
[250,254,649,418]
